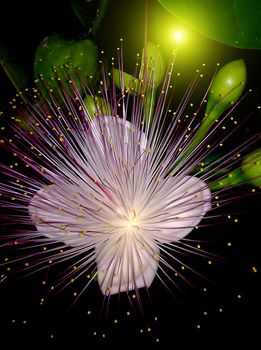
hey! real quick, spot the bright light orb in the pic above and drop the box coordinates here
[173,31,184,42]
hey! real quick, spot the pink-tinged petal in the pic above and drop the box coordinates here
[28,184,91,247]
[95,236,159,295]
[89,116,147,155]
[153,176,211,243]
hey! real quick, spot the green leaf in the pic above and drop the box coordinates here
[70,0,109,35]
[140,41,166,86]
[34,35,99,91]
[84,94,112,118]
[159,0,261,49]
[0,43,29,92]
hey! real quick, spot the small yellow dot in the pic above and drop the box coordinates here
[87,310,91,315]
[42,280,46,285]
[126,311,130,316]
[196,324,201,329]
[147,327,151,332]
[156,338,160,343]
[234,219,239,223]
[114,319,118,324]
[140,329,144,333]
[203,311,208,316]
[102,333,106,338]
[208,260,212,265]
[252,266,257,273]
[203,288,207,292]
[219,308,223,313]
[237,294,242,299]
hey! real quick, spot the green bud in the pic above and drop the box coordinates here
[113,69,140,93]
[209,168,245,190]
[168,60,247,175]
[205,59,247,117]
[209,148,261,190]
[197,59,247,144]
[113,41,165,92]
[241,148,261,187]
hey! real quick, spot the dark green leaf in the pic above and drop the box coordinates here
[0,43,30,92]
[70,0,109,35]
[159,0,261,49]
[34,35,99,86]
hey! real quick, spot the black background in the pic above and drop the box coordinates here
[0,0,260,348]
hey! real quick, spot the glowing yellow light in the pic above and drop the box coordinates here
[173,31,184,42]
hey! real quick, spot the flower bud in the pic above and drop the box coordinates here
[241,148,261,187]
[205,59,247,117]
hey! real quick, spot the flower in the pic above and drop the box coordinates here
[28,115,211,295]
[0,47,257,299]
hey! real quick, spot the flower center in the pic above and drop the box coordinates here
[125,216,139,230]
[124,210,140,232]
[115,208,140,233]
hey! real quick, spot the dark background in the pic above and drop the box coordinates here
[0,0,260,348]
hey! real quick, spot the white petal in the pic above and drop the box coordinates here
[89,116,147,155]
[28,184,90,247]
[95,236,159,295]
[154,176,211,243]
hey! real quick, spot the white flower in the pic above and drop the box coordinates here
[29,116,211,295]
